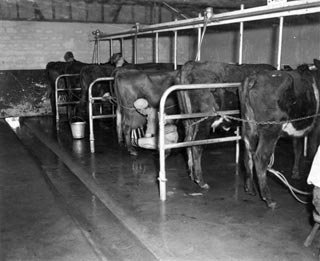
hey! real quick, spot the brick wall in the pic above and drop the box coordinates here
[0,20,195,70]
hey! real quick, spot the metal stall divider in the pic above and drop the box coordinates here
[158,83,241,201]
[55,73,81,128]
[92,0,320,199]
[88,77,115,153]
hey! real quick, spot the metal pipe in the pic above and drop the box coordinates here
[196,13,202,61]
[120,38,124,54]
[238,4,244,64]
[110,39,113,58]
[96,1,320,40]
[55,73,80,127]
[155,32,159,63]
[174,30,177,69]
[277,16,284,70]
[134,23,139,64]
[88,77,114,153]
[158,82,241,201]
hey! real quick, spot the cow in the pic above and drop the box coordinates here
[176,61,276,191]
[45,54,90,117]
[76,63,115,120]
[75,52,179,120]
[113,68,179,156]
[239,59,320,208]
[46,61,67,116]
[109,52,178,71]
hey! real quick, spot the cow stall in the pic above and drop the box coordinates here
[2,1,320,260]
[95,0,320,201]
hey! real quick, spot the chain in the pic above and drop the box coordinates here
[224,113,320,126]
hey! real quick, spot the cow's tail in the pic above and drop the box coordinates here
[240,75,257,126]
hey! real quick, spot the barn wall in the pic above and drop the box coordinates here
[0,20,194,118]
[200,17,320,67]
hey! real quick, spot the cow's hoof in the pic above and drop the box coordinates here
[267,201,277,210]
[201,183,210,190]
[128,148,138,156]
[244,184,256,196]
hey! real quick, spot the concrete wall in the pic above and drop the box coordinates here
[200,17,320,67]
[0,20,195,117]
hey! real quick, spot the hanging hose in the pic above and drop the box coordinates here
[266,152,311,204]
[267,168,312,204]
[195,7,213,61]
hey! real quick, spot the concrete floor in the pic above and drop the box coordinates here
[1,115,320,260]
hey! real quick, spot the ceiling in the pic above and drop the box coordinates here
[113,0,294,17]
[0,0,298,24]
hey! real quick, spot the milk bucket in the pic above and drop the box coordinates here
[70,120,86,139]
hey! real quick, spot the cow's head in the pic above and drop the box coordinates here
[211,115,234,133]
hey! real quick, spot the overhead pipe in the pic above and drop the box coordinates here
[96,1,320,40]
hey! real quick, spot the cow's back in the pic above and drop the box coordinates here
[241,70,318,132]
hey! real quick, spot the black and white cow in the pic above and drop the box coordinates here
[240,59,320,208]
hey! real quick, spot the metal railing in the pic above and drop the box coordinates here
[158,83,242,201]
[55,73,81,126]
[88,77,115,153]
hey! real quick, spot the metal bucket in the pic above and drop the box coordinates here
[70,121,86,139]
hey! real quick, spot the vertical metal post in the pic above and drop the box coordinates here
[196,13,202,61]
[134,23,139,64]
[159,94,167,201]
[277,16,284,70]
[174,29,177,70]
[89,84,95,153]
[155,32,159,63]
[238,4,244,64]
[110,39,113,58]
[120,38,124,54]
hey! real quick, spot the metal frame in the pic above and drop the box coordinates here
[90,0,320,200]
[55,74,81,126]
[158,83,241,201]
[88,77,115,153]
[97,0,320,69]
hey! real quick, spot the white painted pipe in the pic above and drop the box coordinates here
[277,16,284,70]
[238,4,244,64]
[197,13,202,61]
[110,39,113,58]
[174,30,177,70]
[55,73,80,128]
[155,32,159,63]
[88,77,115,153]
[158,83,241,201]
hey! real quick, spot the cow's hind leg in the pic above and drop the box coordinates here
[192,146,209,189]
[243,135,257,196]
[292,137,303,179]
[242,123,258,196]
[254,132,279,209]
[123,125,138,156]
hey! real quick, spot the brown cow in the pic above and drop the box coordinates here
[113,68,179,155]
[176,61,275,190]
